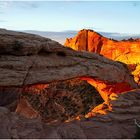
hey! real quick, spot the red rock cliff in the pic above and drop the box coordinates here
[64,29,140,85]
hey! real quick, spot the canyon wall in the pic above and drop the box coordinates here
[65,29,140,85]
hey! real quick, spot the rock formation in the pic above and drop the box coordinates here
[0,29,138,102]
[64,29,140,85]
[16,78,103,122]
[0,89,140,139]
[0,29,140,139]
[0,87,20,111]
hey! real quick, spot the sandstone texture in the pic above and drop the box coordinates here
[0,87,21,111]
[65,29,140,85]
[0,90,140,139]
[16,78,103,122]
[0,29,138,102]
[0,29,140,139]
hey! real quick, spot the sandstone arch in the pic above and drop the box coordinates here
[0,29,138,101]
[0,29,140,139]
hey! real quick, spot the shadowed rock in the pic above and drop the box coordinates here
[16,78,103,122]
[0,87,21,111]
[0,90,140,139]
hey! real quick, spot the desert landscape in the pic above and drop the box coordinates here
[0,1,140,139]
[0,28,140,139]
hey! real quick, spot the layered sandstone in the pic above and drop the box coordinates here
[64,29,140,85]
[0,29,138,103]
[0,29,140,138]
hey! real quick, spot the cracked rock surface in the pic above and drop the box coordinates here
[0,29,140,139]
[0,29,138,101]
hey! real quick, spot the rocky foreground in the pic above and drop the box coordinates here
[0,29,140,138]
[0,90,140,139]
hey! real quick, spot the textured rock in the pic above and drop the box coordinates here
[0,87,21,111]
[50,89,140,139]
[16,78,103,122]
[16,98,39,119]
[64,29,140,85]
[0,29,140,139]
[0,89,140,139]
[64,29,140,60]
[0,29,138,102]
[0,107,12,138]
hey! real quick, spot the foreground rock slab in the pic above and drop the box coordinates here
[0,90,140,139]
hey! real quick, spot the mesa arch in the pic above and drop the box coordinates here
[0,29,138,103]
[0,29,140,139]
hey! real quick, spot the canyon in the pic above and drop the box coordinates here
[0,29,140,138]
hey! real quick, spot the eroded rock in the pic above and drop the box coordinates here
[0,87,21,111]
[64,29,140,85]
[0,90,140,139]
[0,29,138,102]
[16,78,103,122]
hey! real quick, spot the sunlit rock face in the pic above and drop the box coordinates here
[80,77,134,102]
[64,29,140,85]
[16,78,103,122]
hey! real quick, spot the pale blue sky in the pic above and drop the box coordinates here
[0,1,140,34]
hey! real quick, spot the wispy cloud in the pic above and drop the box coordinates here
[28,2,39,8]
[0,20,7,22]
[0,1,12,9]
[15,1,39,9]
[132,1,140,7]
[0,1,39,13]
[0,1,39,12]
[83,26,102,31]
[0,1,13,13]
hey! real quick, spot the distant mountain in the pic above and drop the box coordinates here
[23,30,140,45]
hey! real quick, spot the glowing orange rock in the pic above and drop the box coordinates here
[23,84,48,94]
[64,29,140,60]
[81,77,133,102]
[65,29,140,85]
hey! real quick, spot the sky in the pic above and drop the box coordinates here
[0,1,140,34]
